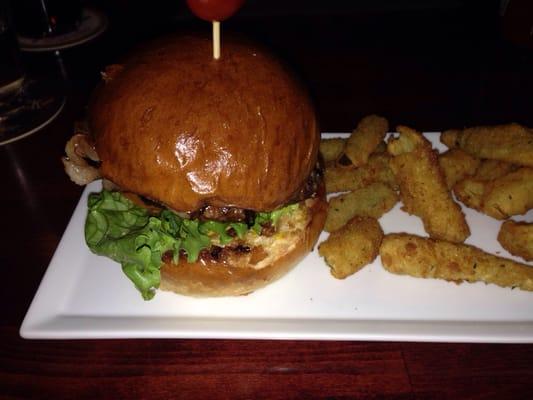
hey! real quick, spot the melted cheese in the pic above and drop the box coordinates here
[241,204,310,270]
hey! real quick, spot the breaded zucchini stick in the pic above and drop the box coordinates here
[345,115,389,167]
[388,126,470,243]
[324,153,396,193]
[319,216,384,279]
[498,220,533,262]
[454,167,533,219]
[472,159,518,181]
[380,233,533,291]
[440,129,460,149]
[324,182,398,232]
[452,179,485,210]
[441,123,533,167]
[372,141,388,154]
[319,138,345,164]
[438,148,480,189]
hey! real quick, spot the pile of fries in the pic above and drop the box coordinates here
[318,116,533,291]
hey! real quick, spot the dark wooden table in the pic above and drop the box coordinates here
[2,2,533,398]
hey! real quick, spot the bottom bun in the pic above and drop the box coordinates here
[159,190,327,297]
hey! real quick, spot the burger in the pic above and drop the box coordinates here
[63,34,327,299]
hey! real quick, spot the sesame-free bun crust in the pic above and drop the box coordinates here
[90,34,319,212]
[159,191,327,297]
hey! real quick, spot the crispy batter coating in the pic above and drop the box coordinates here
[483,168,533,218]
[441,123,533,167]
[454,167,533,219]
[319,216,384,279]
[345,115,389,167]
[324,182,398,232]
[324,153,397,193]
[453,179,485,210]
[440,129,461,148]
[498,220,533,262]
[452,160,518,212]
[473,159,519,181]
[373,141,388,154]
[380,233,533,291]
[320,138,346,163]
[387,126,470,243]
[438,148,481,189]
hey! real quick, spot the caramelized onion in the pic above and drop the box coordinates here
[62,133,101,185]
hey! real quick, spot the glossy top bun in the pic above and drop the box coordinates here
[89,34,319,212]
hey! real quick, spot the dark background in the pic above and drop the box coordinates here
[14,0,533,131]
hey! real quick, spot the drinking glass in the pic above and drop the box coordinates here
[0,1,65,146]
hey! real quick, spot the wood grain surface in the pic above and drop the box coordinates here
[1,1,533,398]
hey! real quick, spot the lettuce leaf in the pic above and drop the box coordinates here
[251,204,298,234]
[85,190,298,300]
[86,192,182,300]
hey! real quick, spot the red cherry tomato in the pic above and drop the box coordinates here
[186,0,245,22]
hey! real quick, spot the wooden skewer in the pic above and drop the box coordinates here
[213,21,221,60]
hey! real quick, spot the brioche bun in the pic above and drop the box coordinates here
[89,34,320,212]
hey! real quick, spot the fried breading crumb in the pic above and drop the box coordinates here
[498,220,533,262]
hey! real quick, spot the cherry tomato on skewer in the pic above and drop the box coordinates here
[186,0,245,22]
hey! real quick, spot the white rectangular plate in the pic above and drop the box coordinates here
[21,133,533,342]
